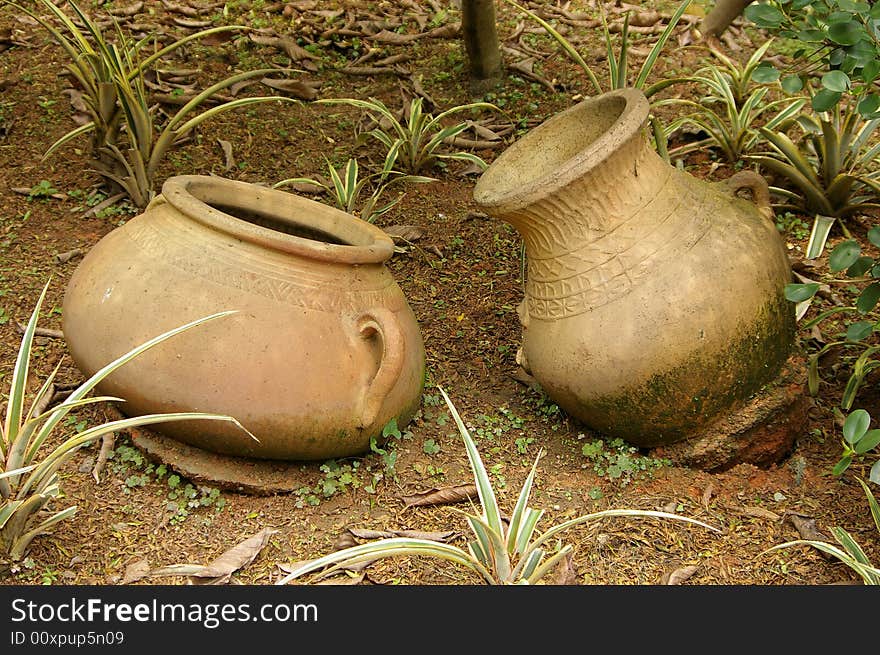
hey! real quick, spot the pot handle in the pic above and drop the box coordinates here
[723,171,774,222]
[145,194,167,211]
[356,308,406,429]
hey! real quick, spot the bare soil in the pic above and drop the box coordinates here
[0,0,877,587]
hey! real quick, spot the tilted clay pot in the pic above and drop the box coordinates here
[473,88,795,447]
[62,175,425,460]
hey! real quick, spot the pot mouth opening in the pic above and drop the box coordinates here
[473,88,648,210]
[160,175,394,264]
[207,202,349,245]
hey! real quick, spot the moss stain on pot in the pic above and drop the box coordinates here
[576,294,796,446]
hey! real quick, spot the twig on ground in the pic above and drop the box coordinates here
[15,322,63,339]
[92,432,116,484]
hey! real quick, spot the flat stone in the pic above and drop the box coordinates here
[128,425,307,495]
[650,355,810,472]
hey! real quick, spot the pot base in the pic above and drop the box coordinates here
[123,423,309,495]
[649,355,810,472]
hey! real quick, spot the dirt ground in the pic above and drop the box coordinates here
[0,0,877,587]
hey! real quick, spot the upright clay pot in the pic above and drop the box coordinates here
[62,175,425,460]
[473,88,795,447]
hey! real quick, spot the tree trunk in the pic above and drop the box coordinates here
[699,0,755,37]
[461,0,503,95]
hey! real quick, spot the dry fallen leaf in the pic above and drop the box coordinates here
[109,1,144,17]
[346,528,454,542]
[120,559,150,585]
[197,527,278,578]
[229,79,259,97]
[217,139,235,172]
[278,180,325,195]
[316,571,365,585]
[173,17,212,29]
[370,29,422,44]
[61,88,87,113]
[629,10,662,27]
[383,224,426,244]
[333,531,359,551]
[553,550,579,585]
[464,119,502,142]
[701,481,715,508]
[148,527,278,584]
[400,484,478,508]
[789,514,833,560]
[740,506,781,521]
[347,528,395,540]
[393,529,455,541]
[260,77,320,100]
[661,565,699,585]
[161,1,200,17]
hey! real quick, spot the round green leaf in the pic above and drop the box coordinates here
[868,226,880,248]
[795,28,826,42]
[784,283,820,302]
[832,455,853,476]
[846,320,874,342]
[847,256,874,277]
[854,429,880,454]
[858,94,880,118]
[812,89,842,112]
[829,239,861,272]
[781,75,804,94]
[828,20,865,46]
[840,57,858,75]
[744,4,785,28]
[829,48,846,67]
[846,40,876,67]
[870,460,880,485]
[857,282,880,313]
[862,60,880,84]
[821,70,851,92]
[843,409,870,444]
[752,63,780,84]
[847,1,872,13]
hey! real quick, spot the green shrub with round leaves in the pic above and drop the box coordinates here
[744,0,880,116]
[785,227,880,412]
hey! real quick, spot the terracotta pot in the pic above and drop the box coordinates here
[473,88,795,447]
[62,175,425,460]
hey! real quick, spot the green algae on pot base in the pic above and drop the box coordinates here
[549,295,796,447]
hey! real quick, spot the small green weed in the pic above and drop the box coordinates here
[413,462,445,479]
[515,436,535,454]
[292,419,411,507]
[317,460,361,498]
[27,180,58,201]
[776,212,811,241]
[165,475,226,525]
[107,440,225,524]
[520,387,565,430]
[369,417,411,477]
[579,436,670,485]
[40,567,59,585]
[63,414,87,434]
[469,405,526,441]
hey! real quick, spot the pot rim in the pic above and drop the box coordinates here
[473,88,650,213]
[160,175,395,264]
